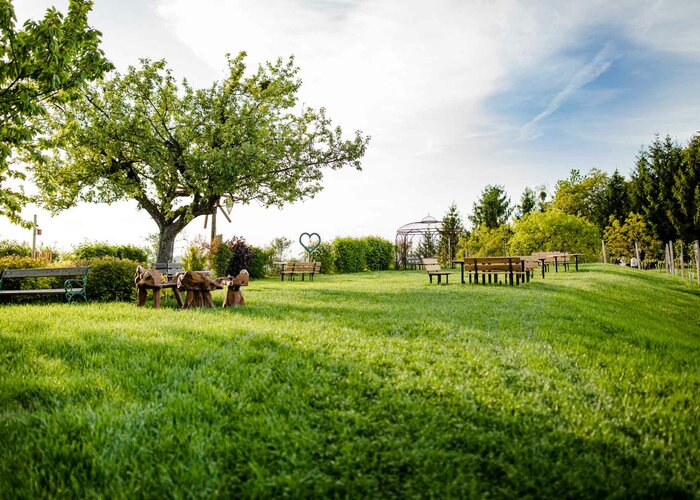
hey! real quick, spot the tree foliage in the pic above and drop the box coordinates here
[438,202,464,263]
[671,134,700,242]
[458,224,512,258]
[516,187,537,219]
[552,169,609,233]
[629,135,684,242]
[469,185,512,229]
[31,55,369,261]
[0,0,110,226]
[603,213,661,262]
[509,209,599,258]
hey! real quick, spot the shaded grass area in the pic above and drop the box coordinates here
[0,264,698,498]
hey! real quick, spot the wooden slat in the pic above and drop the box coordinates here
[0,288,75,295]
[1,267,89,279]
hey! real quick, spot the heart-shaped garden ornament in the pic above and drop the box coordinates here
[299,232,321,256]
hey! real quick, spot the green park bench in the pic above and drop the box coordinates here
[0,266,90,303]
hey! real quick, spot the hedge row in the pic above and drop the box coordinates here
[72,242,148,263]
[330,236,393,274]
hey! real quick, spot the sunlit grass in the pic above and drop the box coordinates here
[0,264,698,497]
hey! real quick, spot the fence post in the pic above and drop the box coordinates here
[695,240,700,286]
[669,241,676,275]
[634,241,641,269]
[602,239,607,264]
[664,243,669,273]
[680,242,685,279]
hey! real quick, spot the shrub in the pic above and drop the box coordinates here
[208,238,233,278]
[0,240,31,258]
[313,242,335,274]
[82,257,140,302]
[222,236,256,278]
[248,247,268,279]
[363,236,393,270]
[181,241,209,271]
[333,237,367,273]
[462,225,513,257]
[73,242,148,262]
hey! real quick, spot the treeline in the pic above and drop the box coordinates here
[423,133,700,264]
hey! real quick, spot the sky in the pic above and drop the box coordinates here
[3,0,700,258]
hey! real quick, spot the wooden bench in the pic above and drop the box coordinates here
[0,266,90,302]
[280,262,321,281]
[459,257,527,285]
[422,258,451,284]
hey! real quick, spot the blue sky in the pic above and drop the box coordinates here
[3,0,700,256]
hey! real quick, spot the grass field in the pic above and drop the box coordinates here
[1,264,699,498]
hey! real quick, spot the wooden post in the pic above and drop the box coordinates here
[601,239,607,264]
[634,241,641,269]
[695,240,700,286]
[31,214,37,258]
[210,209,217,244]
[669,241,676,275]
[664,243,669,273]
[680,242,685,279]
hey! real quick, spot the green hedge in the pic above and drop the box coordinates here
[0,257,50,298]
[81,257,140,302]
[313,242,335,274]
[333,238,367,273]
[363,236,393,271]
[249,247,268,279]
[73,242,148,263]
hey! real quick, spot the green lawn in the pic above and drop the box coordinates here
[1,264,698,498]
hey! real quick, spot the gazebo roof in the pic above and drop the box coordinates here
[396,215,442,235]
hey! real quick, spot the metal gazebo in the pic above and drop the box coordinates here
[395,215,443,269]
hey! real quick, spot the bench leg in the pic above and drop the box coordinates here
[153,288,161,309]
[429,274,433,284]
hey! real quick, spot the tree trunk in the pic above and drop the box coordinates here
[156,223,185,262]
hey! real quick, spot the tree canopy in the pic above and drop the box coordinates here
[32,55,370,260]
[0,0,111,226]
[469,184,512,230]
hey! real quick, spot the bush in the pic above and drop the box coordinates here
[181,241,209,271]
[461,225,512,257]
[0,240,31,258]
[220,236,257,278]
[333,237,367,273]
[363,236,393,270]
[82,257,140,302]
[249,247,268,279]
[208,238,233,277]
[313,242,335,274]
[73,242,148,263]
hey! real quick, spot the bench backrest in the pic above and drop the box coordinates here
[462,257,524,272]
[152,262,184,277]
[1,267,89,279]
[291,262,321,272]
[421,258,441,272]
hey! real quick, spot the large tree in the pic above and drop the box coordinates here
[32,55,369,261]
[0,0,111,226]
[469,184,512,229]
[551,168,609,233]
[671,134,700,241]
[629,135,684,242]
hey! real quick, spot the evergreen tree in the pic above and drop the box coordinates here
[671,134,700,241]
[438,202,465,264]
[630,135,684,242]
[469,185,512,229]
[516,187,537,218]
[602,169,631,224]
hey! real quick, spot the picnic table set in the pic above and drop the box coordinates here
[135,265,250,309]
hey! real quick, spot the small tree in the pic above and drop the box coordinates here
[516,187,538,219]
[438,202,464,264]
[509,209,599,258]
